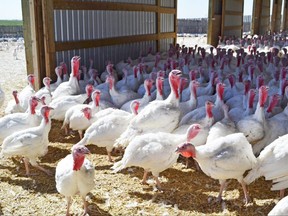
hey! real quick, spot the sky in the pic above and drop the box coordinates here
[0,0,275,20]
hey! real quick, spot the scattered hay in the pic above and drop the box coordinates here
[0,43,279,216]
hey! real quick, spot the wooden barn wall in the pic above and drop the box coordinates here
[222,0,244,38]
[55,40,157,71]
[259,0,271,34]
[25,0,177,85]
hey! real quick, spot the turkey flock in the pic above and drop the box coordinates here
[1,33,288,215]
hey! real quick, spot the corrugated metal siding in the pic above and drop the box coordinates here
[54,10,156,42]
[159,38,173,52]
[160,13,174,32]
[66,0,155,4]
[160,0,174,7]
[56,41,157,72]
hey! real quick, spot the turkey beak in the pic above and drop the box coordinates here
[83,148,91,155]
[175,147,180,153]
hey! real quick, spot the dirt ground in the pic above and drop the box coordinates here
[0,39,281,216]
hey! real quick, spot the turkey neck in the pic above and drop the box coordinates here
[73,154,85,171]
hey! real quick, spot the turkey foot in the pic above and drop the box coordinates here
[141,170,149,185]
[107,151,114,163]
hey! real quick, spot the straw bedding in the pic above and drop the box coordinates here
[0,42,279,216]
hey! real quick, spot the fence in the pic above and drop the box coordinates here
[178,15,252,34]
[0,26,23,38]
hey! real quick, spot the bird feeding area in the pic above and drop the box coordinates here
[0,38,280,215]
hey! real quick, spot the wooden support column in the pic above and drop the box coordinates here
[271,0,283,33]
[174,0,177,46]
[207,0,222,47]
[251,0,262,35]
[21,0,33,75]
[283,0,288,31]
[156,0,161,52]
[42,0,56,81]
[23,0,46,89]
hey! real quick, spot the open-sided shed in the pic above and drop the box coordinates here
[22,0,285,89]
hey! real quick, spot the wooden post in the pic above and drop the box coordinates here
[22,0,33,76]
[271,0,283,33]
[42,0,56,81]
[208,0,222,47]
[251,0,262,35]
[174,0,177,46]
[156,0,161,52]
[284,0,288,31]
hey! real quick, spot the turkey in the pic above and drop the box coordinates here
[50,84,94,121]
[55,144,95,216]
[206,104,237,144]
[176,133,257,204]
[62,90,101,139]
[237,85,269,144]
[50,66,63,92]
[112,124,201,189]
[0,96,40,143]
[0,106,53,175]
[114,70,182,149]
[52,56,81,99]
[244,134,288,198]
[18,74,36,111]
[4,90,25,114]
[77,100,140,162]
[268,195,288,216]
[106,75,140,108]
[120,78,153,113]
[35,77,52,105]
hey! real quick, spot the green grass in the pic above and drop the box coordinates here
[0,20,23,26]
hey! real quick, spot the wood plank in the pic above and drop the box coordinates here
[173,0,177,46]
[223,25,243,30]
[42,0,56,82]
[225,10,243,16]
[55,33,176,52]
[156,0,161,52]
[21,0,33,76]
[53,0,176,14]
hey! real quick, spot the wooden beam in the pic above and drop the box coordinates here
[55,33,176,52]
[156,0,161,52]
[225,11,243,16]
[26,0,46,89]
[223,25,243,30]
[21,0,33,76]
[53,0,176,14]
[42,0,56,81]
[174,0,177,46]
[208,0,222,47]
[284,0,288,30]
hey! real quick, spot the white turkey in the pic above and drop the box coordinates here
[176,133,257,204]
[106,75,140,108]
[62,90,101,139]
[50,84,94,121]
[55,144,95,216]
[52,56,81,99]
[120,78,153,113]
[77,100,140,162]
[268,195,288,216]
[4,90,25,114]
[114,70,182,149]
[0,106,53,175]
[0,96,41,143]
[35,77,52,105]
[112,124,201,189]
[18,74,36,111]
[50,66,63,92]
[244,134,288,198]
